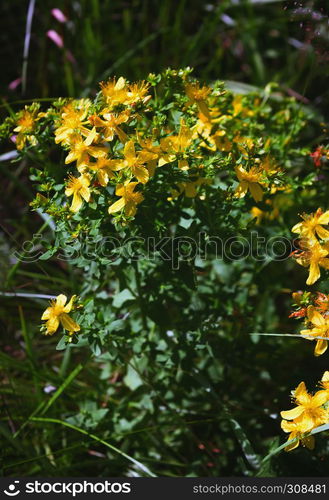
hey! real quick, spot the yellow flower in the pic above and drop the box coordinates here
[251,206,265,224]
[281,419,315,452]
[231,95,255,118]
[126,81,151,105]
[138,134,178,170]
[251,198,280,224]
[213,134,232,152]
[54,99,91,145]
[320,371,329,396]
[41,294,80,335]
[192,112,219,152]
[14,108,38,150]
[160,121,193,170]
[294,239,329,285]
[292,208,329,242]
[100,77,129,108]
[108,182,144,217]
[88,157,123,187]
[261,155,279,176]
[301,305,329,356]
[89,111,130,143]
[169,177,210,199]
[65,174,91,212]
[281,381,328,429]
[137,136,163,176]
[119,141,150,184]
[64,130,107,169]
[14,109,35,133]
[233,136,255,157]
[185,82,211,118]
[234,165,264,202]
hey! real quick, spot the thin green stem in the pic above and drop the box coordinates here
[132,260,148,330]
[30,417,156,477]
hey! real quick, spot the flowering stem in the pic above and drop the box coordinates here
[59,346,72,379]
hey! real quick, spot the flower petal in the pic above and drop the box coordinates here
[302,435,315,450]
[281,419,294,433]
[125,201,137,217]
[108,197,125,214]
[294,381,310,405]
[234,165,246,181]
[318,211,329,225]
[319,257,329,270]
[298,414,316,432]
[280,406,304,420]
[133,165,149,184]
[71,192,83,212]
[41,307,52,320]
[90,147,107,158]
[291,222,302,234]
[307,305,325,327]
[284,434,300,452]
[315,226,329,240]
[63,295,76,313]
[60,313,80,332]
[306,261,320,285]
[235,180,248,198]
[249,183,263,202]
[116,127,128,143]
[97,169,109,186]
[178,159,189,171]
[311,390,328,407]
[65,151,76,164]
[80,185,90,202]
[56,294,67,307]
[300,328,319,339]
[315,339,328,357]
[45,316,60,335]
[124,140,136,162]
[84,127,97,146]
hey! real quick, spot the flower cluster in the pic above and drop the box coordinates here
[9,71,320,458]
[281,209,329,450]
[289,209,329,353]
[289,289,329,356]
[12,71,286,226]
[292,208,329,285]
[280,374,329,451]
[13,103,45,150]
[51,77,206,217]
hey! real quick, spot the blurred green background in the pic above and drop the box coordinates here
[0,0,328,103]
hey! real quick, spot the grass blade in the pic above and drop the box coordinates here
[14,362,84,438]
[30,417,157,477]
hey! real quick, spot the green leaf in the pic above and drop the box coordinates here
[123,364,143,391]
[230,418,260,470]
[112,289,135,308]
[56,336,68,351]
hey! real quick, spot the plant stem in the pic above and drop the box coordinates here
[133,260,148,330]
